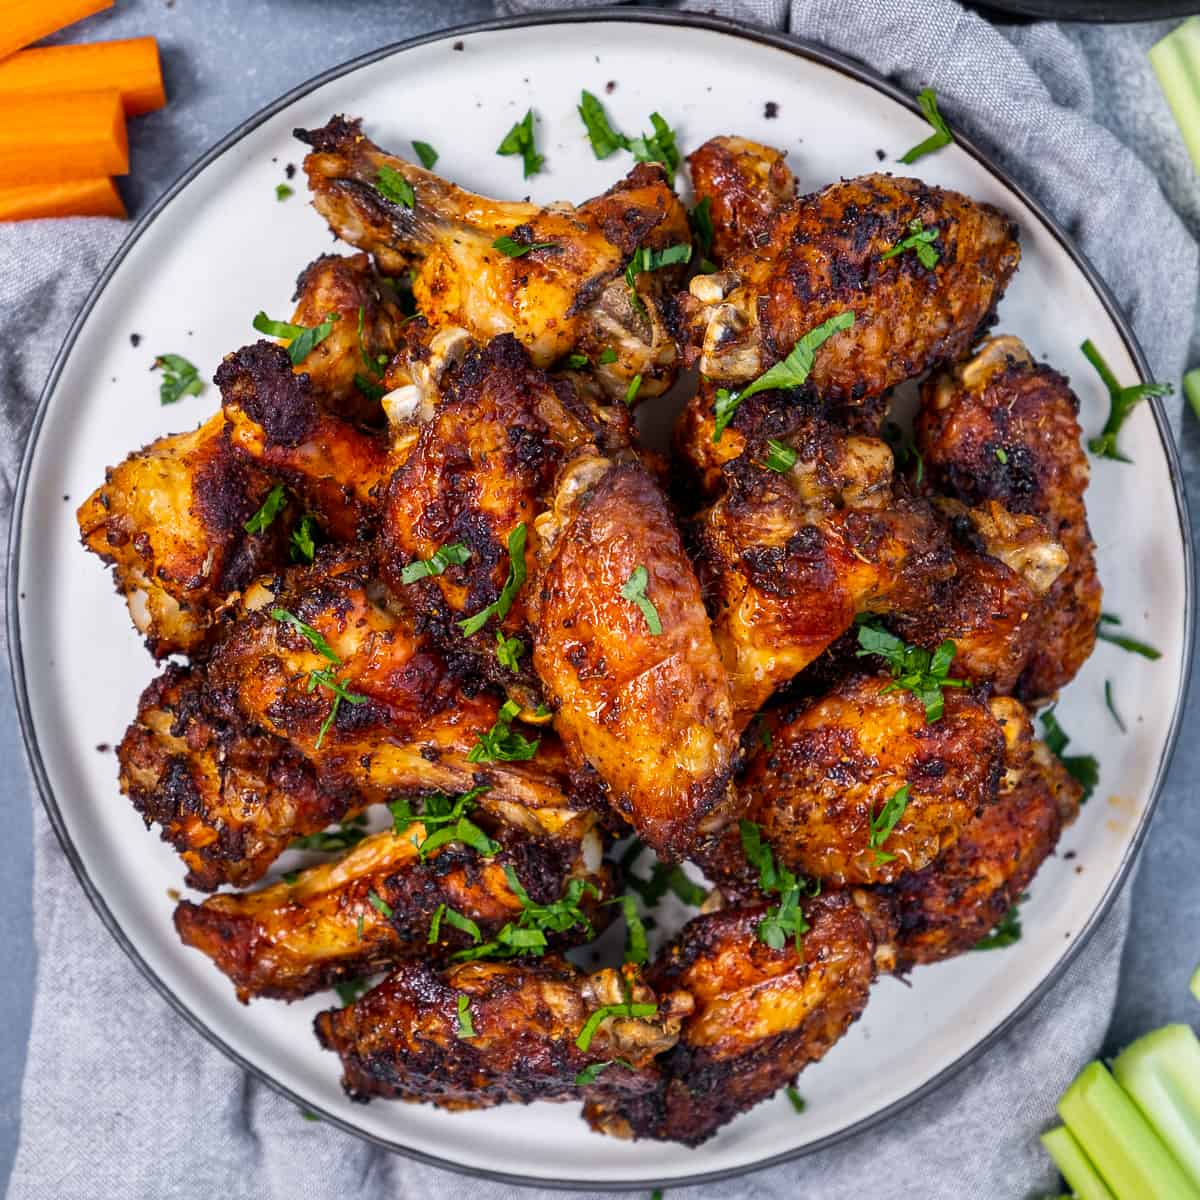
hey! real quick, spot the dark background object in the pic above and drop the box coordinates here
[974,0,1197,20]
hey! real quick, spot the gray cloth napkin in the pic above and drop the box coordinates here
[5,3,1197,1198]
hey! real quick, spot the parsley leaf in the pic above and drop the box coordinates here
[855,620,968,722]
[712,312,855,441]
[390,786,498,860]
[627,112,680,174]
[496,109,544,178]
[574,1059,635,1086]
[291,814,368,853]
[1040,708,1098,803]
[455,993,476,1038]
[868,784,911,863]
[244,484,287,535]
[786,1087,806,1114]
[763,439,798,473]
[881,421,925,486]
[898,87,954,165]
[619,565,662,635]
[152,353,204,405]
[880,218,940,269]
[690,196,716,273]
[576,1000,658,1052]
[400,541,471,585]
[576,92,678,174]
[290,514,319,564]
[625,243,693,315]
[367,889,393,919]
[428,903,483,946]
[275,183,294,202]
[412,140,438,169]
[495,631,524,673]
[973,895,1026,950]
[624,374,643,406]
[271,606,339,662]
[612,894,648,965]
[1105,679,1126,733]
[578,90,628,159]
[252,310,339,366]
[468,699,540,764]
[459,523,527,636]
[565,353,590,369]
[493,234,558,258]
[598,347,618,365]
[738,820,816,952]
[356,304,384,379]
[1081,339,1172,462]
[620,840,707,909]
[334,976,369,1006]
[375,164,415,208]
[1096,611,1161,660]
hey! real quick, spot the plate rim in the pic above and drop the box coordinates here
[7,9,1194,1191]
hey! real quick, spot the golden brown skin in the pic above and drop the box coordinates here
[297,116,690,402]
[917,336,1100,702]
[531,455,739,861]
[883,729,1081,969]
[174,816,611,1003]
[216,340,391,542]
[117,664,362,890]
[315,959,693,1108]
[730,674,1007,888]
[585,894,875,1145]
[687,135,796,263]
[76,414,294,658]
[683,174,1020,401]
[691,416,953,724]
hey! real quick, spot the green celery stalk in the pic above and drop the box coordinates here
[1042,1124,1116,1199]
[1185,369,1200,423]
[1112,1025,1200,1189]
[1058,1060,1200,1199]
[1150,17,1200,172]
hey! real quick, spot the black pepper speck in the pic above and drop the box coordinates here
[764,101,779,119]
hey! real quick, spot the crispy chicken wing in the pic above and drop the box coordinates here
[76,415,294,658]
[683,174,1020,401]
[315,959,692,1108]
[687,135,796,264]
[175,815,611,1002]
[297,116,690,401]
[691,416,952,723]
[584,894,876,1144]
[917,335,1100,702]
[531,454,739,860]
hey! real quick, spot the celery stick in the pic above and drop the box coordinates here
[1150,17,1200,173]
[1186,370,1200,423]
[1058,1060,1200,1199]
[1042,1124,1116,1199]
[1112,1025,1200,1189]
[1191,963,1200,1003]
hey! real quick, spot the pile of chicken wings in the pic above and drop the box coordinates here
[78,115,1098,1145]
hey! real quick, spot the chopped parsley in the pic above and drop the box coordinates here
[290,813,368,853]
[868,784,911,864]
[619,840,707,908]
[275,183,294,202]
[495,631,524,673]
[367,888,393,919]
[763,439,798,473]
[628,112,680,173]
[855,620,967,722]
[354,373,386,401]
[612,894,648,965]
[375,164,415,208]
[496,109,544,178]
[566,353,590,369]
[252,310,339,365]
[624,374,643,406]
[1040,707,1098,803]
[1081,339,1172,462]
[898,87,954,165]
[455,993,477,1038]
[400,541,471,585]
[412,140,438,169]
[389,786,499,859]
[576,999,657,1052]
[625,242,692,316]
[574,1059,635,1086]
[492,234,558,258]
[244,484,287,535]
[468,699,540,764]
[290,514,319,564]
[1096,612,1161,660]
[579,90,627,158]
[973,895,1026,950]
[880,218,939,268]
[995,447,1009,464]
[598,347,618,365]
[334,976,369,1006]
[1104,679,1126,733]
[620,565,662,635]
[459,522,527,636]
[356,304,385,379]
[576,92,679,173]
[428,903,483,946]
[739,820,815,952]
[713,312,855,441]
[881,421,925,486]
[690,196,716,273]
[786,1087,806,1114]
[151,353,204,405]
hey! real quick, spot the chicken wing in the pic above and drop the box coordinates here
[584,894,876,1144]
[315,959,692,1108]
[174,813,611,1002]
[297,116,690,402]
[531,454,739,860]
[683,173,1020,401]
[917,335,1100,702]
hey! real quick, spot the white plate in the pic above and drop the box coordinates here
[9,12,1192,1189]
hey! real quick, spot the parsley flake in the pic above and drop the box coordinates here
[428,903,483,946]
[625,242,692,316]
[598,347,618,365]
[578,90,628,159]
[496,109,544,178]
[1096,612,1161,660]
[375,164,415,208]
[855,620,968,722]
[881,421,925,486]
[252,310,339,366]
[898,87,954,165]
[576,92,679,173]
[625,374,643,406]
[455,993,477,1038]
[390,786,499,860]
[334,976,369,1006]
[566,353,590,369]
[290,514,319,564]
[739,820,816,952]
[367,889,393,919]
[244,484,287,535]
[495,631,524,673]
[459,523,527,636]
[1040,708,1098,803]
[291,814,368,853]
[275,183,294,202]
[620,565,662,635]
[412,140,438,169]
[400,541,471,585]
[690,196,716,273]
[576,1000,657,1052]
[880,218,940,269]
[468,699,540,764]
[763,439,798,473]
[868,784,911,863]
[574,1059,635,1086]
[1105,679,1126,733]
[492,234,558,258]
[786,1087,806,1114]
[152,353,204,405]
[1081,339,1172,462]
[973,895,1026,950]
[612,894,648,965]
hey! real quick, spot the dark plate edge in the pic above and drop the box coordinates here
[6,8,1194,1192]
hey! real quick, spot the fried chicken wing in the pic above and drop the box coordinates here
[691,416,952,723]
[297,116,690,401]
[584,894,876,1144]
[174,815,610,1002]
[683,174,1020,401]
[76,414,294,658]
[315,959,692,1108]
[531,454,739,860]
[917,335,1100,701]
[687,135,796,264]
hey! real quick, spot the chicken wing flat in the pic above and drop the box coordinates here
[297,116,689,401]
[883,722,1080,969]
[531,454,739,860]
[174,813,611,1002]
[687,135,796,264]
[76,414,294,658]
[691,415,952,723]
[117,664,362,890]
[315,959,692,1108]
[917,335,1100,702]
[584,894,876,1145]
[683,173,1020,401]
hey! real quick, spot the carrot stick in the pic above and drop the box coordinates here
[0,175,124,221]
[0,38,164,115]
[0,0,114,62]
[0,90,127,185]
